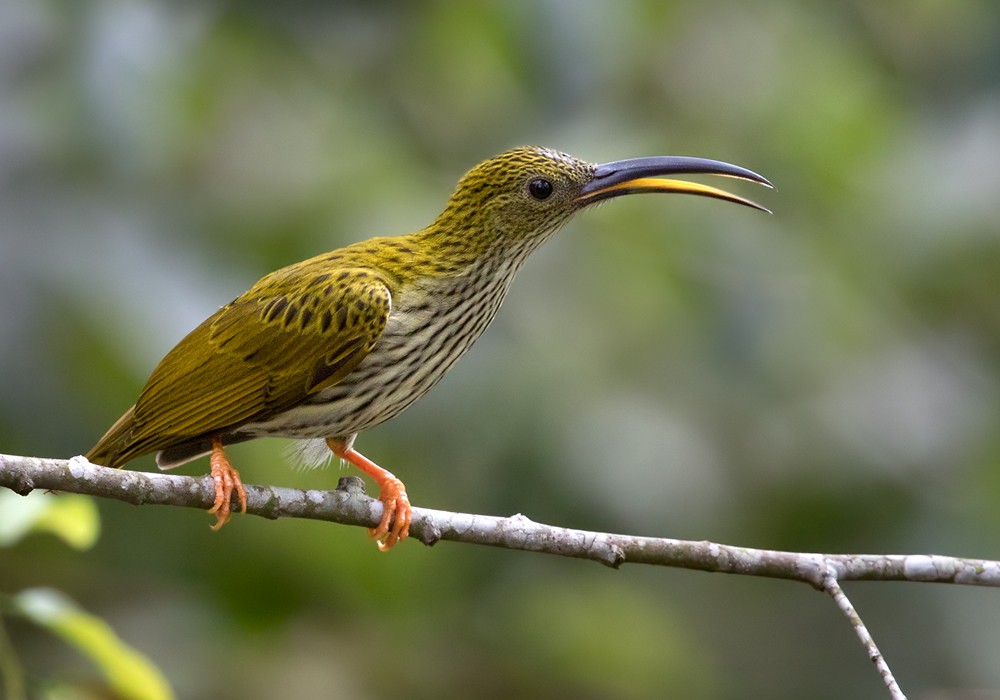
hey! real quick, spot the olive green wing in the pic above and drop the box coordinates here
[87,267,391,466]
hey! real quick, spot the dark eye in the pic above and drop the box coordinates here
[527,178,553,200]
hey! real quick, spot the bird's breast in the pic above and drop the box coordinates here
[245,253,527,440]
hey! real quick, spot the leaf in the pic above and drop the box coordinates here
[0,491,100,550]
[13,589,175,700]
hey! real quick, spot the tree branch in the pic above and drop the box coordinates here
[2,453,996,586]
[3,451,999,700]
[823,568,905,700]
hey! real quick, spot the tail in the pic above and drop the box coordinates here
[85,406,138,468]
[87,407,252,470]
[155,438,214,469]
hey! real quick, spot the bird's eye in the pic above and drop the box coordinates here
[527,178,553,200]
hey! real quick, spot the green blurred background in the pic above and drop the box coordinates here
[3,1,1000,698]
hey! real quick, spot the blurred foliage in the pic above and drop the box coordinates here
[0,493,171,699]
[0,491,99,550]
[2,1,1000,698]
[5,588,174,700]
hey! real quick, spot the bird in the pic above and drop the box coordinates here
[86,145,771,550]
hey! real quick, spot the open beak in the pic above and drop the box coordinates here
[576,156,773,213]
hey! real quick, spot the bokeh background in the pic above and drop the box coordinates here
[3,2,1000,698]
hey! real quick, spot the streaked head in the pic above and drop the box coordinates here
[433,145,772,253]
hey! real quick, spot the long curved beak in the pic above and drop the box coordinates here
[577,156,773,213]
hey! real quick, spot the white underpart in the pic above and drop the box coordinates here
[284,438,336,471]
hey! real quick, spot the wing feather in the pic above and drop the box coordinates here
[87,262,392,465]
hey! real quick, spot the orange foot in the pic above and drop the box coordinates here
[207,436,247,530]
[327,437,411,551]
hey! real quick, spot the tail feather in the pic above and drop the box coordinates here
[85,406,138,467]
[155,439,213,470]
[155,433,255,469]
[88,407,253,470]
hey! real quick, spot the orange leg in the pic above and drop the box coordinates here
[326,438,411,551]
[207,436,247,530]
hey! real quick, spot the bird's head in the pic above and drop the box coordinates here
[432,145,772,257]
